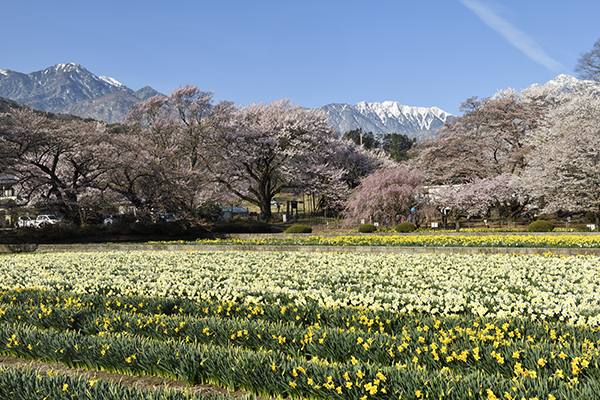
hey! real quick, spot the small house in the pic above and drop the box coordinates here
[220,206,249,220]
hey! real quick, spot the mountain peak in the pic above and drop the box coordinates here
[526,74,600,96]
[50,62,88,73]
[545,74,586,87]
[0,63,161,121]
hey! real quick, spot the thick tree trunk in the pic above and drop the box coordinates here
[257,184,272,222]
[450,210,460,232]
[260,200,272,221]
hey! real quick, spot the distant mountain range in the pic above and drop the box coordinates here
[322,101,454,140]
[1,64,598,139]
[0,63,161,124]
[0,63,455,136]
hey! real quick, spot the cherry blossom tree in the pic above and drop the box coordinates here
[208,99,345,221]
[123,85,234,216]
[408,88,553,224]
[523,92,600,226]
[344,166,423,226]
[0,107,108,223]
[301,138,396,216]
[410,89,544,185]
[295,163,349,217]
[93,132,166,214]
[330,140,397,189]
[430,174,520,231]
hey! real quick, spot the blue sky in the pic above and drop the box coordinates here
[2,0,598,115]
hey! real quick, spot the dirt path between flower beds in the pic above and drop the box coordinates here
[0,354,265,398]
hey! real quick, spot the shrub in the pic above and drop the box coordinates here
[199,200,223,222]
[284,224,312,233]
[395,222,416,233]
[585,211,596,222]
[527,220,555,232]
[358,224,377,233]
[212,219,272,233]
[574,224,592,232]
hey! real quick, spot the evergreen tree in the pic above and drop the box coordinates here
[342,128,379,149]
[381,132,415,162]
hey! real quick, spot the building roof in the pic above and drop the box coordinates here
[220,206,249,213]
[0,174,16,186]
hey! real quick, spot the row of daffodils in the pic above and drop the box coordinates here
[182,234,600,248]
[1,250,600,399]
[0,366,218,400]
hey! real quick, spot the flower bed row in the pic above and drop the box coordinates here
[0,365,227,400]
[162,234,600,249]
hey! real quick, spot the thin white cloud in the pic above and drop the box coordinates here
[458,0,563,72]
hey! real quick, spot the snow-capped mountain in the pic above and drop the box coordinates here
[322,75,600,141]
[0,63,161,123]
[321,101,454,140]
[527,74,600,96]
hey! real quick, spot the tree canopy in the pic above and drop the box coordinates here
[409,89,545,185]
[523,92,600,225]
[343,128,379,149]
[208,99,342,221]
[575,38,600,82]
[344,166,423,226]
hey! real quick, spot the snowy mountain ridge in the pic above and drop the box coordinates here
[321,101,454,140]
[356,101,453,131]
[544,74,592,89]
[529,74,600,96]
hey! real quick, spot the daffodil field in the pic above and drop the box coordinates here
[1,250,600,399]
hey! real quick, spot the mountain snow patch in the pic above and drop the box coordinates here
[99,76,126,89]
[54,63,85,72]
